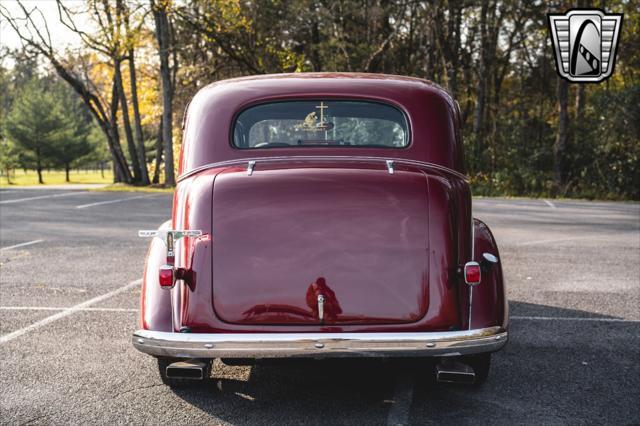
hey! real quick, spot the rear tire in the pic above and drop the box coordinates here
[156,357,212,388]
[463,353,491,386]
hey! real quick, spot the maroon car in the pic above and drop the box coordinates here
[133,73,508,386]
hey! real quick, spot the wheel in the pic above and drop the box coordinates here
[157,357,213,388]
[463,353,491,386]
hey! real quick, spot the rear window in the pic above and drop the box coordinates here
[233,100,409,149]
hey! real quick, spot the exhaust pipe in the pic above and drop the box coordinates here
[435,360,476,384]
[165,359,208,380]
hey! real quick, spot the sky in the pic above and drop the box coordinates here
[0,0,89,52]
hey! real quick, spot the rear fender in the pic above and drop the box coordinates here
[140,220,173,331]
[470,218,508,329]
[174,170,218,332]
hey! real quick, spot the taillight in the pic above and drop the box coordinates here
[159,264,175,288]
[464,261,481,286]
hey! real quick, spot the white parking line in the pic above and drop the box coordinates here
[543,199,557,209]
[0,239,43,251]
[0,192,87,205]
[511,315,640,323]
[517,235,601,246]
[0,306,137,312]
[387,375,414,426]
[75,194,158,209]
[0,278,142,344]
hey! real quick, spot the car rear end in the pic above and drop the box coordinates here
[133,79,508,386]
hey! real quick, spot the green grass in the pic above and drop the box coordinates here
[0,169,174,193]
[0,169,113,186]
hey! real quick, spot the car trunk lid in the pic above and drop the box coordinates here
[211,164,430,325]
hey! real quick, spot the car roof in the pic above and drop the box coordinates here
[198,72,453,103]
[180,73,463,178]
[206,72,442,86]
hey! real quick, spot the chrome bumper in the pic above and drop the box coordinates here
[132,326,508,359]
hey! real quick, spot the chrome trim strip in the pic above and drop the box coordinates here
[132,327,507,359]
[177,156,469,182]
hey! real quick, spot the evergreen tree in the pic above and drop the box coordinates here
[48,81,94,182]
[4,79,87,184]
[0,54,18,182]
[0,138,19,183]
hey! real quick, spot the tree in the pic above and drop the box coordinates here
[4,80,69,183]
[49,81,94,182]
[152,116,164,184]
[78,125,112,178]
[0,48,37,183]
[151,0,177,186]
[116,0,151,185]
[0,1,134,183]
[56,0,147,183]
[0,51,15,183]
[50,123,93,182]
[1,0,636,198]
[554,77,569,191]
[0,138,20,184]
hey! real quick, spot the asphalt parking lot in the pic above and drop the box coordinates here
[0,187,638,425]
